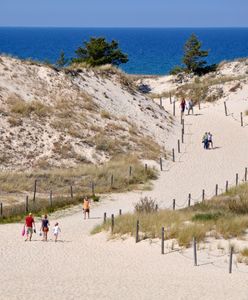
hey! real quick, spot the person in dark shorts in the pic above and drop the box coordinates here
[40,214,50,241]
[25,213,36,241]
[180,98,186,114]
[83,197,90,220]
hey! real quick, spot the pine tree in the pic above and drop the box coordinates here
[72,37,128,67]
[56,51,68,68]
[183,34,209,74]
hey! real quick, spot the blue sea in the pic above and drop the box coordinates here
[0,27,248,75]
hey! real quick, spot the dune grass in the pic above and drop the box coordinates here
[0,155,157,195]
[0,155,158,223]
[92,183,248,247]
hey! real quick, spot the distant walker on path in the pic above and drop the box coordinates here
[24,213,36,241]
[40,214,50,241]
[83,196,90,220]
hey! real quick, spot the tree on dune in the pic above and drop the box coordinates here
[183,33,209,75]
[72,37,128,67]
[170,34,216,76]
[56,50,68,68]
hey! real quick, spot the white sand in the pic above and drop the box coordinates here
[1,72,248,299]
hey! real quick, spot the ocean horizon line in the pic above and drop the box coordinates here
[0,26,248,29]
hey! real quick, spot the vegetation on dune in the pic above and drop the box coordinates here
[0,155,157,201]
[170,33,216,76]
[71,37,128,67]
[92,183,248,248]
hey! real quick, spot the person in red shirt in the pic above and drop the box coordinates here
[24,213,36,241]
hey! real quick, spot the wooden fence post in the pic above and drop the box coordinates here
[33,179,37,202]
[0,203,2,217]
[91,182,95,196]
[111,174,114,188]
[224,101,228,116]
[215,184,218,196]
[136,220,139,243]
[160,97,163,109]
[173,199,176,210]
[193,237,197,266]
[236,173,239,186]
[172,148,175,162]
[145,164,148,172]
[202,189,205,201]
[226,181,229,193]
[25,195,28,213]
[119,209,122,216]
[181,129,184,144]
[173,101,176,116]
[229,246,234,274]
[70,185,73,198]
[161,227,165,254]
[160,158,163,171]
[169,92,172,104]
[104,212,107,224]
[50,191,53,207]
[188,193,191,207]
[178,139,181,153]
[241,112,244,127]
[25,196,29,213]
[198,100,201,110]
[182,119,185,135]
[245,168,247,182]
[111,214,114,233]
[129,166,132,177]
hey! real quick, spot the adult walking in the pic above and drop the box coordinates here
[40,214,50,241]
[180,98,186,114]
[202,132,209,149]
[208,132,213,149]
[187,99,194,115]
[83,196,90,220]
[24,213,36,241]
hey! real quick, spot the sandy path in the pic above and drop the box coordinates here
[1,94,248,299]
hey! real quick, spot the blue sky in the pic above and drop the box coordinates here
[0,0,247,27]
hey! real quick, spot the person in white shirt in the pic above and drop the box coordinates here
[188,99,194,115]
[208,132,213,149]
[53,222,61,242]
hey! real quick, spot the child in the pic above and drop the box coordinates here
[53,222,61,242]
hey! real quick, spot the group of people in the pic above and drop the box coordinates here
[23,196,91,242]
[24,213,61,242]
[180,98,194,115]
[202,132,213,149]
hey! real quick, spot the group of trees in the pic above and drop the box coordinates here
[57,33,212,76]
[56,37,128,68]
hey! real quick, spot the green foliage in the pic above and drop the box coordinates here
[182,34,209,75]
[56,51,68,68]
[91,194,100,202]
[134,197,158,214]
[170,65,185,75]
[72,37,128,66]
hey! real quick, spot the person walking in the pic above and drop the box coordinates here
[188,99,194,115]
[202,132,209,149]
[208,132,213,149]
[24,213,36,241]
[180,98,186,114]
[53,222,61,242]
[83,196,90,220]
[40,214,50,241]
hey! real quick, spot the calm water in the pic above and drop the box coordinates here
[0,27,248,75]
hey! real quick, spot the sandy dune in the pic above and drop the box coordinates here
[1,81,248,299]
